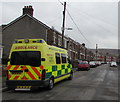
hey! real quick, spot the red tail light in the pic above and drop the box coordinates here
[42,69,46,80]
[6,70,9,80]
[40,65,44,70]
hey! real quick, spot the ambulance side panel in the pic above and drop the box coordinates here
[43,45,72,83]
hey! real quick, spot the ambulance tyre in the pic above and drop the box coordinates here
[68,72,73,80]
[47,77,54,90]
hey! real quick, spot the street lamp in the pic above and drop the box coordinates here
[65,28,73,30]
[96,44,98,61]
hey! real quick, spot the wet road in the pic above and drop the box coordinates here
[2,64,119,101]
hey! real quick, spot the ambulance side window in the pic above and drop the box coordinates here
[55,53,61,64]
[61,54,67,63]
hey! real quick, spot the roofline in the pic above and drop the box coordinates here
[3,14,51,30]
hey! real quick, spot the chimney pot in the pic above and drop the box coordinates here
[82,43,85,47]
[29,5,32,8]
[23,5,34,16]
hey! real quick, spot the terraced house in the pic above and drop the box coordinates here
[2,5,95,64]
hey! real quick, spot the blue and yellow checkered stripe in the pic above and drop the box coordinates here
[46,64,71,79]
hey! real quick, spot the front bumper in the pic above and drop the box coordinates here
[78,67,89,69]
[90,65,96,68]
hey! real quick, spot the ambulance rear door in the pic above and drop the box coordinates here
[9,51,41,80]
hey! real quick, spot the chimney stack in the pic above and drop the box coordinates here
[82,43,85,47]
[23,5,34,16]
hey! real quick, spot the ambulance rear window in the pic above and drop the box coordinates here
[10,51,41,67]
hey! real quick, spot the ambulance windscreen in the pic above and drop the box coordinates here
[10,51,41,67]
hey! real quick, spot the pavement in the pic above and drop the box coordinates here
[0,64,7,92]
[0,64,2,91]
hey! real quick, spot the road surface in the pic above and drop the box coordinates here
[2,64,119,101]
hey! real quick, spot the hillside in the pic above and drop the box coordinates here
[90,49,118,56]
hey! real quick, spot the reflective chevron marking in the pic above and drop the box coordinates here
[8,65,42,80]
[7,65,12,70]
[32,67,41,78]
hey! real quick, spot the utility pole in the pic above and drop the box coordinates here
[62,2,66,48]
[96,44,98,61]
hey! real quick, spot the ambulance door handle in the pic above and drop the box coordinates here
[24,69,29,72]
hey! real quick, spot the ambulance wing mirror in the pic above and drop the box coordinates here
[6,58,10,62]
[68,58,72,64]
[41,58,46,61]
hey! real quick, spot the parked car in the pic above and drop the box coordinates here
[77,61,90,71]
[89,61,96,68]
[101,61,105,64]
[95,61,101,66]
[110,62,117,67]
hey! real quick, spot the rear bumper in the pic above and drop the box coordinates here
[110,65,117,67]
[6,80,49,88]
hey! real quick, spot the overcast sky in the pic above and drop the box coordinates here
[0,0,119,49]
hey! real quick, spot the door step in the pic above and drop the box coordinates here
[15,86,31,91]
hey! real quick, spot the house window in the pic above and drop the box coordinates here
[64,39,67,48]
[53,32,56,44]
[58,35,61,46]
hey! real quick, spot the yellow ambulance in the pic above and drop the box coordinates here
[6,39,73,90]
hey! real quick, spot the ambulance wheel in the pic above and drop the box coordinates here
[68,72,73,80]
[47,78,54,90]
